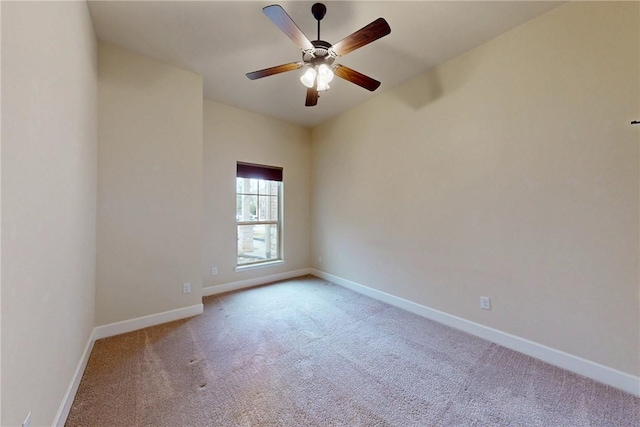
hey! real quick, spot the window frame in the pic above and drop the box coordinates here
[235,162,284,270]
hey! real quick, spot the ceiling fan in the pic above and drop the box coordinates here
[246,3,391,107]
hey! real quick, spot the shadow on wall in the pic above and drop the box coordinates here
[389,52,479,111]
[393,71,444,110]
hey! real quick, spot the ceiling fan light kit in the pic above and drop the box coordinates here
[246,3,391,107]
[301,64,334,90]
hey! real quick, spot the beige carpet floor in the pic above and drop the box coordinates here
[66,276,639,426]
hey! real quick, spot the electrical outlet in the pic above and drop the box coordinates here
[22,411,31,427]
[183,282,191,294]
[480,296,491,310]
[318,255,322,263]
[211,267,218,276]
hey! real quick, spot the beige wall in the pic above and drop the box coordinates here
[1,2,97,425]
[203,100,311,288]
[1,4,637,425]
[96,43,203,325]
[311,1,639,376]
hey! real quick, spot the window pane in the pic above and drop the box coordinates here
[270,195,278,220]
[236,177,258,195]
[237,224,279,265]
[237,194,257,221]
[249,178,258,194]
[269,181,278,195]
[258,195,279,221]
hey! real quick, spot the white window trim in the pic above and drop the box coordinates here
[235,175,283,268]
[234,259,285,273]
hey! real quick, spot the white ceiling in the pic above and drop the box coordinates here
[87,1,562,128]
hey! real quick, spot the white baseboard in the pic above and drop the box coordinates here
[55,271,309,425]
[202,268,312,296]
[310,269,640,397]
[54,303,204,426]
[54,269,638,427]
[93,303,204,340]
[53,329,96,427]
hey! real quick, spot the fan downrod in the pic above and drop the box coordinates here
[312,3,326,41]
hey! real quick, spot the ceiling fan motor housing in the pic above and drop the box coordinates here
[303,40,335,66]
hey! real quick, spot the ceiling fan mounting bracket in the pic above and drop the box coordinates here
[311,3,327,21]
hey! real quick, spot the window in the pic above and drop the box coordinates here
[236,162,283,267]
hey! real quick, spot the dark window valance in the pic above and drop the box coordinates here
[237,162,283,182]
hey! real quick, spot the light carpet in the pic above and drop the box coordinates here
[66,276,639,426]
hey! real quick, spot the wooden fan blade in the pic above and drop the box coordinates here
[330,18,391,57]
[305,84,318,107]
[263,5,314,51]
[246,62,303,80]
[334,65,381,91]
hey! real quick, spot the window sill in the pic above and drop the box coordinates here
[234,259,285,273]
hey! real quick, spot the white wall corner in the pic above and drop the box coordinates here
[52,331,96,427]
[202,268,312,296]
[54,303,204,426]
[309,269,640,397]
[56,270,311,425]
